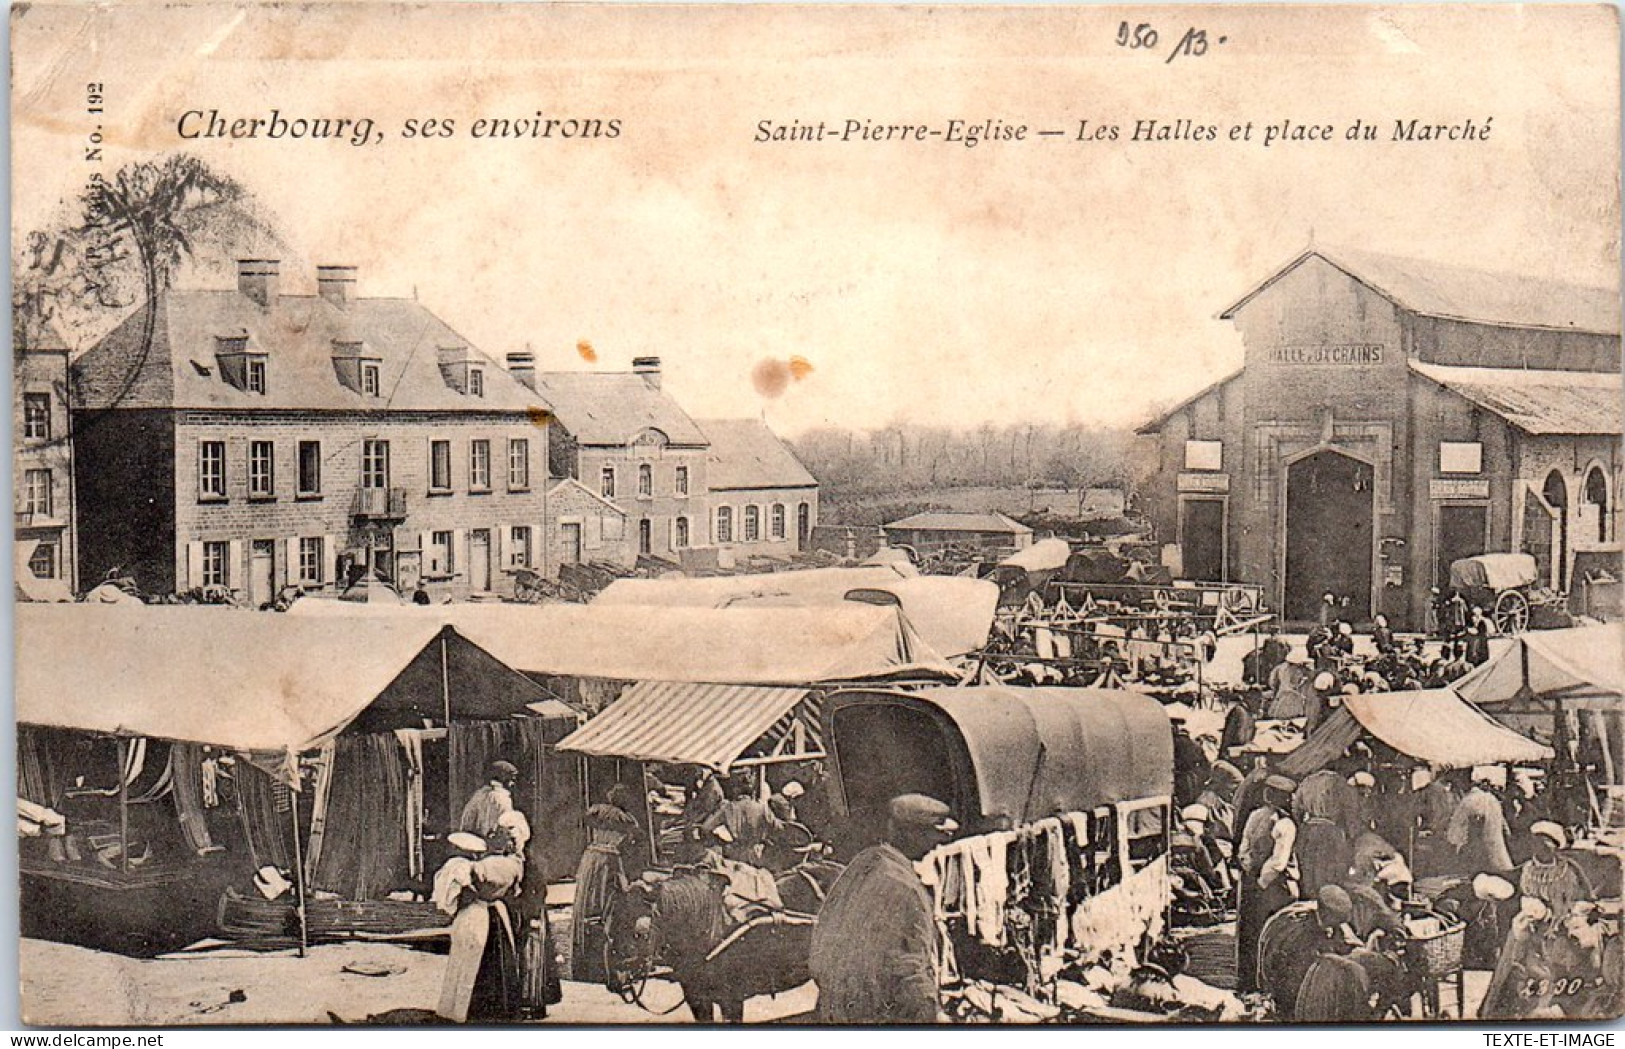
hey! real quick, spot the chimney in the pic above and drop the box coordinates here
[237,259,280,309]
[316,265,357,309]
[506,350,537,391]
[632,356,662,390]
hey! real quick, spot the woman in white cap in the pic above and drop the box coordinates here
[433,829,525,1022]
[1520,821,1593,919]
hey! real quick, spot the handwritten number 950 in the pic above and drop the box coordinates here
[1117,22,1220,64]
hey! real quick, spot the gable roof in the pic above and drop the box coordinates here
[884,511,1033,535]
[547,477,629,518]
[1411,361,1622,436]
[698,418,817,490]
[73,288,543,412]
[1221,248,1620,335]
[1134,368,1244,435]
[532,371,709,447]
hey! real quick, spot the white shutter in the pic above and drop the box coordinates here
[323,535,338,585]
[418,531,433,574]
[278,538,294,588]
[493,525,506,571]
[185,542,204,589]
[226,539,244,590]
[452,529,465,577]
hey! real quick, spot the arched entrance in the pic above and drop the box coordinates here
[1283,449,1375,621]
[1585,466,1609,543]
[1543,470,1570,590]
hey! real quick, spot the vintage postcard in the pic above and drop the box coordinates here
[10,1,1623,1027]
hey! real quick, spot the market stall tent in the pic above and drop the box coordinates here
[556,682,814,771]
[591,565,998,658]
[1453,624,1624,711]
[288,599,959,684]
[1279,686,1553,778]
[16,604,448,776]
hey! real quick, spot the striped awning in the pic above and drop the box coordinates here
[556,681,811,771]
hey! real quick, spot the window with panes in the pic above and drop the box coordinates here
[716,506,733,543]
[771,504,786,540]
[675,517,690,548]
[743,505,761,542]
[601,466,616,498]
[675,465,689,496]
[248,441,274,497]
[508,439,530,490]
[470,440,491,490]
[28,542,57,580]
[362,440,390,488]
[199,442,226,499]
[298,537,324,584]
[202,541,230,587]
[22,470,51,517]
[430,440,452,491]
[510,526,532,567]
[22,394,50,440]
[297,441,322,495]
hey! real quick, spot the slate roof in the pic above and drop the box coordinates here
[73,288,542,412]
[698,418,817,490]
[1410,361,1623,436]
[884,511,1034,535]
[532,371,709,447]
[1221,248,1621,335]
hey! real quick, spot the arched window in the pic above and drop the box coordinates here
[743,505,761,542]
[638,518,652,555]
[716,506,733,544]
[1585,466,1609,543]
[675,516,690,549]
[770,504,786,541]
[638,463,653,498]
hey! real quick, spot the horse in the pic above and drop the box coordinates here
[605,858,845,1023]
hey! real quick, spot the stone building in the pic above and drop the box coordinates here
[698,417,819,558]
[1137,248,1621,628]
[71,260,551,602]
[533,358,713,564]
[14,331,77,596]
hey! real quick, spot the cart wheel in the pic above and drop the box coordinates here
[1494,590,1530,636]
[1222,585,1256,615]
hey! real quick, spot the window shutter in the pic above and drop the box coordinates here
[185,542,204,589]
[323,535,339,585]
[419,531,433,574]
[668,517,676,551]
[226,539,244,589]
[278,538,294,589]
[493,526,505,570]
[452,529,465,576]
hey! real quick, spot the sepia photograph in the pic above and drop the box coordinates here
[8,1,1623,1028]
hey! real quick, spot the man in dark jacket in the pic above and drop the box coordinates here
[810,794,956,1023]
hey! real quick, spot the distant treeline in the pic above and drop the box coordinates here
[791,423,1144,493]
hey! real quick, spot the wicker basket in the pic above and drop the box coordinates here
[1407,915,1466,976]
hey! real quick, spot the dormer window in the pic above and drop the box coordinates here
[331,339,382,396]
[213,331,267,393]
[362,363,381,397]
[469,368,484,397]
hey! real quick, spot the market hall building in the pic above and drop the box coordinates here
[1138,248,1622,629]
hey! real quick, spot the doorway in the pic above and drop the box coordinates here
[638,518,652,556]
[561,523,583,566]
[249,540,275,607]
[797,503,811,551]
[469,529,492,591]
[1283,449,1374,621]
[1435,504,1488,588]
[1543,471,1570,590]
[1179,498,1226,582]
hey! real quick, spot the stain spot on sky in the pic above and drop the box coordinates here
[577,340,597,363]
[753,356,812,398]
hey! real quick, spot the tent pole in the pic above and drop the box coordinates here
[290,783,309,959]
[441,634,452,728]
[117,739,130,875]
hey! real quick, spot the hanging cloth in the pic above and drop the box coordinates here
[394,729,427,879]
[311,734,410,900]
[302,742,338,882]
[235,758,294,871]
[169,742,215,853]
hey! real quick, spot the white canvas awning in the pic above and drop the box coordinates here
[287,600,958,684]
[557,682,811,770]
[1453,624,1624,710]
[16,605,448,779]
[1342,688,1553,767]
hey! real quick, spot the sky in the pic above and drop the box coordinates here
[11,4,1620,436]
